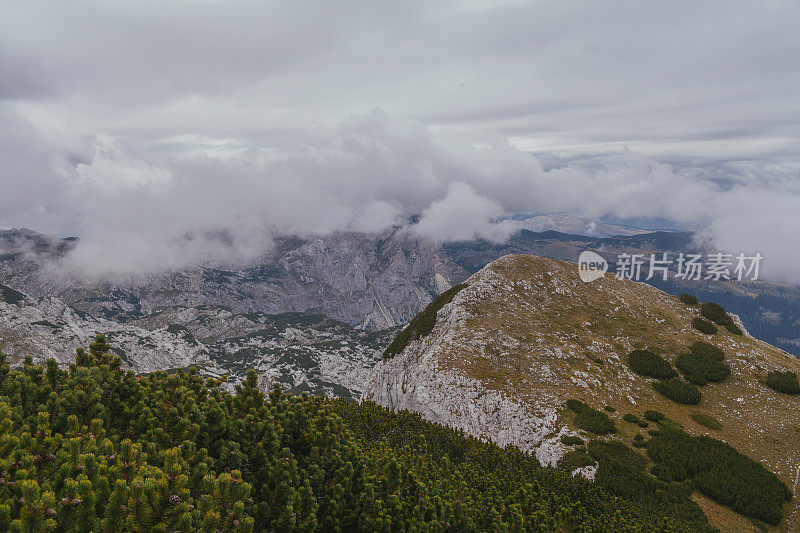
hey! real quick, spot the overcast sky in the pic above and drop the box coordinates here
[1,0,799,280]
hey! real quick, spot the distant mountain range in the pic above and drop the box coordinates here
[513,213,651,237]
[2,223,799,360]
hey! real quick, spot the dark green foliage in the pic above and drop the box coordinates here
[647,429,792,525]
[653,378,702,405]
[700,302,743,335]
[675,350,730,386]
[603,405,615,412]
[627,349,677,380]
[689,341,725,361]
[623,413,648,428]
[692,317,718,335]
[691,412,722,430]
[623,413,639,424]
[724,321,743,335]
[587,440,710,527]
[644,410,666,422]
[679,294,699,305]
[632,434,647,448]
[557,449,594,472]
[0,343,712,532]
[765,370,800,395]
[588,440,648,471]
[560,435,584,446]
[700,302,730,325]
[383,284,467,358]
[566,399,616,434]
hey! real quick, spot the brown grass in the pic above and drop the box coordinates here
[427,254,800,532]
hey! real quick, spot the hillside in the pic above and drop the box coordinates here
[0,339,708,531]
[0,285,389,398]
[364,254,800,531]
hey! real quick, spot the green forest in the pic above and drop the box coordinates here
[0,335,712,532]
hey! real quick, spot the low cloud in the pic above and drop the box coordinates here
[1,105,799,283]
[412,182,516,242]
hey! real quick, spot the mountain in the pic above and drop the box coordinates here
[0,228,465,331]
[364,254,800,530]
[514,214,651,237]
[3,227,800,357]
[0,283,390,399]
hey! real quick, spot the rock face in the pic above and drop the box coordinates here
[0,284,391,398]
[0,285,208,373]
[0,228,467,331]
[364,254,800,484]
[3,227,800,357]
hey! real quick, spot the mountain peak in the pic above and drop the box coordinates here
[365,253,800,528]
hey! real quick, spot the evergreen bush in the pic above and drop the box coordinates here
[383,284,468,358]
[0,339,717,532]
[675,351,730,386]
[653,378,702,405]
[700,302,729,325]
[627,350,677,380]
[765,370,800,395]
[565,399,616,435]
[647,430,792,525]
[560,435,584,446]
[679,294,699,305]
[691,412,722,430]
[692,318,718,335]
[689,341,725,361]
[643,410,666,422]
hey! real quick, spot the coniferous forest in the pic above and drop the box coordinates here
[0,335,713,532]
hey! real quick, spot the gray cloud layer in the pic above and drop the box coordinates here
[1,1,799,281]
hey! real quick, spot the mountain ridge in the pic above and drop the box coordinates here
[364,253,800,530]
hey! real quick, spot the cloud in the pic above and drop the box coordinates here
[0,2,799,281]
[412,182,517,242]
[1,105,799,282]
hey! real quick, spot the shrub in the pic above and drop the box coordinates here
[765,370,800,395]
[589,440,708,526]
[675,351,730,386]
[560,435,584,446]
[566,399,616,435]
[679,294,699,305]
[724,321,743,335]
[653,378,702,405]
[604,405,616,412]
[557,449,595,472]
[632,434,647,448]
[383,284,467,358]
[623,413,640,424]
[699,302,743,335]
[588,440,648,471]
[700,302,729,325]
[647,429,792,525]
[691,412,722,430]
[643,410,666,422]
[689,341,725,361]
[623,413,649,428]
[691,317,718,335]
[627,350,677,380]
